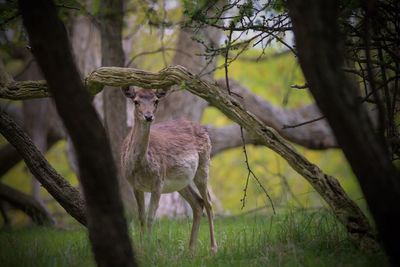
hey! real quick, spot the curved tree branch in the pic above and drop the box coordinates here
[0,102,64,177]
[0,65,378,249]
[0,110,86,225]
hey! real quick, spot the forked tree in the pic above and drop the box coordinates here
[120,87,218,253]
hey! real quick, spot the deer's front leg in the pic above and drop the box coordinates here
[147,182,163,232]
[134,189,145,234]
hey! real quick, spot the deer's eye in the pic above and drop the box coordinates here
[154,99,159,105]
[133,100,139,106]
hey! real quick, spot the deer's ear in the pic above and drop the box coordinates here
[155,89,167,99]
[122,86,136,98]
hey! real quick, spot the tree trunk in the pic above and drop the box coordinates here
[98,0,137,219]
[288,0,400,263]
[18,1,137,266]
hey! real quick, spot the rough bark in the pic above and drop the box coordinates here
[23,99,49,202]
[0,80,49,99]
[0,111,85,225]
[98,0,137,218]
[0,182,54,225]
[0,124,63,178]
[288,0,399,262]
[18,1,137,266]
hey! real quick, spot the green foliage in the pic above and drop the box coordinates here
[182,0,212,23]
[0,211,387,267]
[237,1,254,19]
[0,1,18,29]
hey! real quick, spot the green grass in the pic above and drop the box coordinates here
[0,210,388,267]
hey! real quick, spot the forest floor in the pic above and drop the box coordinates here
[0,209,388,267]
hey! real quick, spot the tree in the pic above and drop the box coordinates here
[287,0,400,264]
[18,0,137,266]
[98,0,137,218]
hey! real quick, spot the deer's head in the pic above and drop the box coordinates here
[123,87,166,122]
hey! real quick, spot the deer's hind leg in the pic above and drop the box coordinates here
[194,157,218,253]
[178,185,204,251]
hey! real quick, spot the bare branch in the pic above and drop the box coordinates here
[290,83,308,89]
[282,115,325,129]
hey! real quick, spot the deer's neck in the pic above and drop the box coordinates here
[128,116,151,167]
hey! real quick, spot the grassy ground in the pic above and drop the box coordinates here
[0,210,388,267]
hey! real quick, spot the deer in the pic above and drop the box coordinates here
[120,87,218,253]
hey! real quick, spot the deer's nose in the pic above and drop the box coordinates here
[144,114,154,122]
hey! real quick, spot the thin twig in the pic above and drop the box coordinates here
[290,83,308,89]
[239,127,276,214]
[221,23,275,213]
[282,115,325,129]
[224,25,233,95]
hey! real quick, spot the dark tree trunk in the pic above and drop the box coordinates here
[0,182,54,225]
[18,1,137,266]
[99,0,137,218]
[288,0,400,264]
